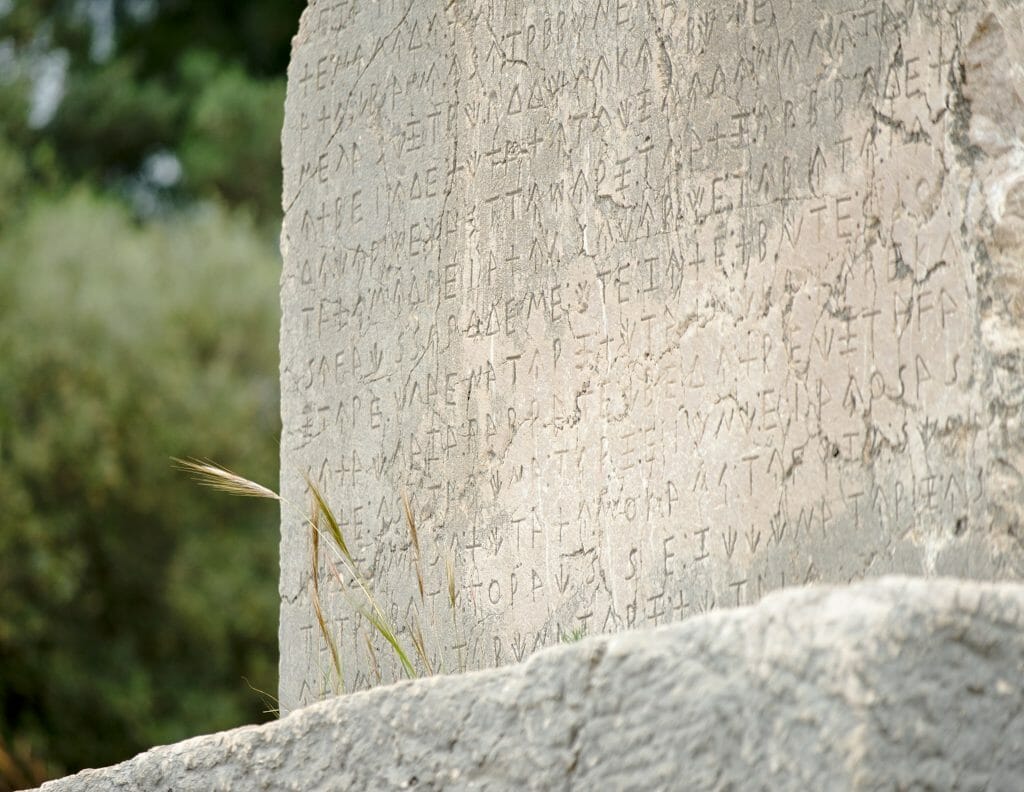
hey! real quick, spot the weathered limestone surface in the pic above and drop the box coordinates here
[279,0,1024,708]
[37,579,1024,791]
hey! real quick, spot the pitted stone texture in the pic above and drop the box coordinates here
[38,578,1024,791]
[279,0,1024,710]
[964,9,1024,536]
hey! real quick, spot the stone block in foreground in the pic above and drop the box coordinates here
[38,577,1024,791]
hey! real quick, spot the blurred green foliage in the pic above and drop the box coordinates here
[178,53,286,214]
[0,191,281,772]
[0,0,304,784]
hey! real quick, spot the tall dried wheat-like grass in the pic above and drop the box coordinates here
[175,457,444,693]
[172,458,279,500]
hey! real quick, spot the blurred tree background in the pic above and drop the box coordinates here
[0,1,304,787]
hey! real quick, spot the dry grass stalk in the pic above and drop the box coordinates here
[445,553,464,673]
[445,554,457,611]
[410,617,434,675]
[305,473,351,560]
[363,632,382,684]
[173,458,280,500]
[242,677,281,717]
[307,481,420,683]
[309,500,342,692]
[326,558,417,680]
[402,492,426,603]
[177,457,438,687]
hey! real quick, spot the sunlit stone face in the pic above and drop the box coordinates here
[279,0,1024,713]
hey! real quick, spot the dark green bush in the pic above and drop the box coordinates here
[48,57,183,180]
[179,53,286,219]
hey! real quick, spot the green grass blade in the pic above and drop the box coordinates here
[304,474,351,561]
[309,505,342,691]
[362,608,417,679]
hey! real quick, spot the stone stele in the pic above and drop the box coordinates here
[279,0,1024,711]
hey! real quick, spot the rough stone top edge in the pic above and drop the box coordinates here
[36,575,1024,792]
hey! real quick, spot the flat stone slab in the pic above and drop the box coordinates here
[38,577,1024,791]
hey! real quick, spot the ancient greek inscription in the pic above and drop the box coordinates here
[279,0,1024,710]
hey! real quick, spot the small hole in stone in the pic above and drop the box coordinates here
[954,516,967,536]
[831,445,840,458]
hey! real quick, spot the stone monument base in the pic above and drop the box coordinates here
[36,577,1024,791]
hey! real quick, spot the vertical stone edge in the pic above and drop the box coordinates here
[278,0,316,716]
[961,6,1024,560]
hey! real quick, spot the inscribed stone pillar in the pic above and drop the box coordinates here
[279,0,1024,712]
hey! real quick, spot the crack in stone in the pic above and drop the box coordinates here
[565,641,607,784]
[284,0,416,216]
